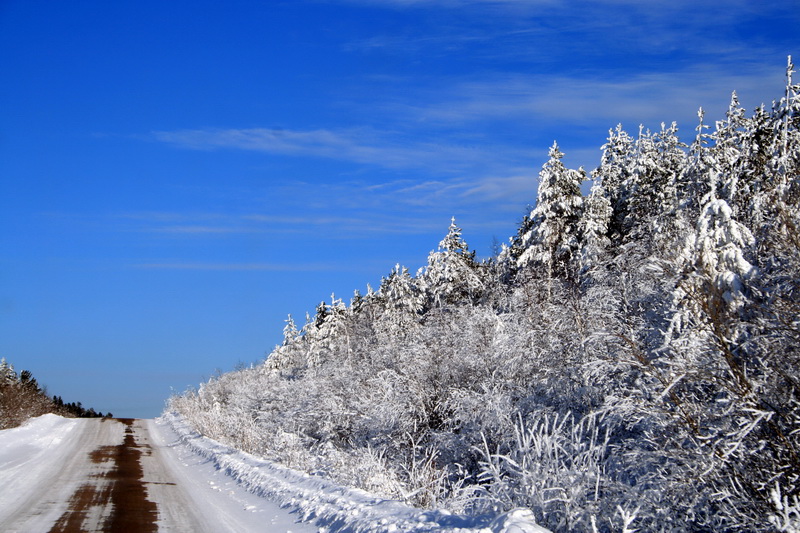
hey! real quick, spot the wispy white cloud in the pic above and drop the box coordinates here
[108,165,541,241]
[148,5,794,243]
[151,127,510,175]
[149,63,788,223]
[154,128,352,156]
[114,210,448,238]
[459,170,539,203]
[150,225,257,235]
[339,0,793,63]
[397,62,786,132]
[133,262,336,271]
[336,0,557,7]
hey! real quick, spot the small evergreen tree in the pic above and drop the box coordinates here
[516,142,585,281]
[577,177,612,274]
[422,217,483,308]
[714,93,750,217]
[594,124,635,241]
[0,357,16,384]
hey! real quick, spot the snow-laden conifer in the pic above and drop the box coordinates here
[0,357,17,384]
[776,56,800,177]
[516,142,584,280]
[771,56,800,230]
[592,124,634,241]
[282,314,299,346]
[377,264,425,338]
[577,177,612,273]
[622,123,686,242]
[714,93,751,217]
[694,199,756,311]
[678,108,717,216]
[422,217,483,308]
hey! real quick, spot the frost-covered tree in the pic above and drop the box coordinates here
[517,142,584,280]
[739,104,775,231]
[623,123,686,243]
[498,211,534,279]
[678,108,717,217]
[577,177,612,273]
[692,199,756,312]
[282,314,299,346]
[0,357,16,384]
[770,56,800,230]
[775,56,800,184]
[593,124,634,241]
[652,193,797,530]
[422,217,483,308]
[265,315,303,373]
[377,264,425,338]
[713,93,750,215]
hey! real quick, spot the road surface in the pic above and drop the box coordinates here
[0,415,318,532]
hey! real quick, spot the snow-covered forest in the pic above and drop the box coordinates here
[169,59,800,532]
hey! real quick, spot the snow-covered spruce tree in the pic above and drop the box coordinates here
[577,176,612,275]
[593,121,691,370]
[282,314,300,346]
[736,103,775,232]
[496,210,534,284]
[714,92,753,219]
[774,56,800,195]
[655,189,795,530]
[376,264,425,338]
[263,314,303,374]
[738,58,800,244]
[632,70,800,528]
[593,124,635,242]
[677,108,718,220]
[764,56,800,243]
[0,357,16,384]
[516,142,585,282]
[746,57,800,527]
[621,123,687,249]
[421,217,484,309]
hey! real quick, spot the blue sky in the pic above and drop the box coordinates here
[1,0,797,418]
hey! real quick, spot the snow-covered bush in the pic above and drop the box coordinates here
[474,412,613,532]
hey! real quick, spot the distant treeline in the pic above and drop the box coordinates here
[0,357,111,429]
[51,395,110,418]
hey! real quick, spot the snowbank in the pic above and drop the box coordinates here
[0,413,80,478]
[162,412,549,533]
[0,413,82,525]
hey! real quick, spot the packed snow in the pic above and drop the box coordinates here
[0,413,82,529]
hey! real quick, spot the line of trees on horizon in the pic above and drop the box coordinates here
[0,357,111,429]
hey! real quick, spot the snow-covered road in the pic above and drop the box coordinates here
[0,414,546,533]
[0,414,317,532]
